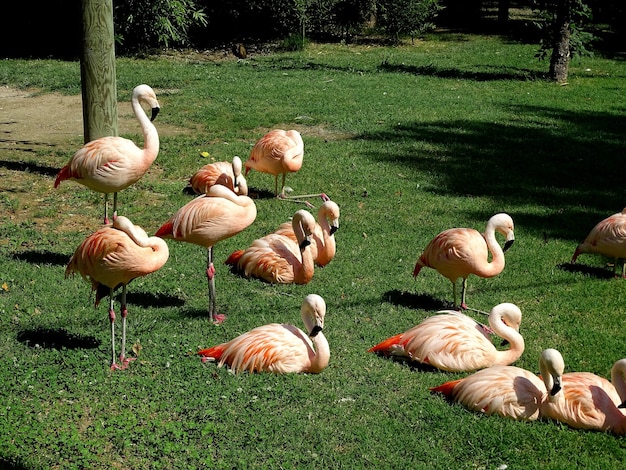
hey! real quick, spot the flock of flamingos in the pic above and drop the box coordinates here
[53,84,626,435]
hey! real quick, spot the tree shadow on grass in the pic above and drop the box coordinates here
[369,350,445,373]
[126,291,186,308]
[0,457,29,470]
[17,328,100,350]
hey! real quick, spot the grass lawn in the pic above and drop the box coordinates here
[1,33,626,468]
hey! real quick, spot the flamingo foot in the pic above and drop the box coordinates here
[119,355,136,369]
[211,313,227,325]
[460,303,468,311]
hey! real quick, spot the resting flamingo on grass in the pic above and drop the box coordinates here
[54,84,160,224]
[244,129,304,198]
[273,194,340,267]
[431,348,565,421]
[198,294,329,374]
[155,185,257,323]
[540,349,626,434]
[226,209,316,284]
[571,208,626,277]
[189,156,248,196]
[368,303,524,373]
[413,213,515,310]
[65,216,169,370]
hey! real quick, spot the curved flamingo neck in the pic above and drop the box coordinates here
[308,332,330,373]
[489,311,524,366]
[475,224,506,278]
[131,94,159,165]
[114,216,169,270]
[292,213,315,284]
[612,360,626,402]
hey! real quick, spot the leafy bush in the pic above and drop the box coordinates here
[377,0,443,43]
[114,0,207,53]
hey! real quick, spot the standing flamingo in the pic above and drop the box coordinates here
[226,209,316,284]
[368,303,524,372]
[155,185,256,324]
[244,129,304,198]
[54,84,161,224]
[198,294,329,374]
[571,208,626,277]
[430,348,565,421]
[189,156,248,196]
[540,349,626,434]
[65,216,169,370]
[273,194,340,266]
[413,213,515,310]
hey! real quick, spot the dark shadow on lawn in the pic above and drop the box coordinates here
[557,262,616,280]
[12,250,69,266]
[382,289,452,311]
[126,291,186,308]
[17,328,100,350]
[0,159,59,177]
[378,62,547,81]
[0,457,29,470]
[358,106,626,241]
[369,351,444,373]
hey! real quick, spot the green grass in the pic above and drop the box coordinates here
[1,34,626,468]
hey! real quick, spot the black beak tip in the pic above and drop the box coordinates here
[330,226,338,235]
[151,107,160,121]
[503,239,515,253]
[300,240,311,250]
[309,325,323,337]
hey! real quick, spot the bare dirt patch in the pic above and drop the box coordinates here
[0,86,186,234]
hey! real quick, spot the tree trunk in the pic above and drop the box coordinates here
[498,0,510,26]
[549,0,571,84]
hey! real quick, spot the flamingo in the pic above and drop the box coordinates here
[225,209,316,284]
[244,129,304,198]
[65,216,169,370]
[571,208,626,277]
[198,293,329,374]
[155,185,257,323]
[413,213,515,310]
[540,349,626,434]
[54,84,160,224]
[273,194,340,267]
[430,348,565,421]
[189,156,248,196]
[368,303,524,372]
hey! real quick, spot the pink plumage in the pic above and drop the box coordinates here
[572,208,626,277]
[226,209,316,284]
[273,195,340,267]
[189,156,248,195]
[199,294,329,374]
[540,350,626,434]
[244,129,304,197]
[55,84,160,224]
[368,303,524,372]
[155,185,256,323]
[66,216,169,370]
[413,213,515,309]
[431,349,565,421]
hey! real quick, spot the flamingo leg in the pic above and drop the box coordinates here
[460,278,469,310]
[108,289,121,370]
[112,192,118,221]
[452,281,459,310]
[118,285,135,369]
[206,247,225,324]
[104,193,110,225]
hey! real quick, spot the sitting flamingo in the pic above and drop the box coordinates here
[368,303,524,372]
[198,294,329,374]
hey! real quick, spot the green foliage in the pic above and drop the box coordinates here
[114,0,208,52]
[1,35,626,467]
[533,0,595,60]
[377,0,443,43]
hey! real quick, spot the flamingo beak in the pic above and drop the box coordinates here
[299,239,311,250]
[550,378,562,396]
[330,225,338,235]
[309,325,323,337]
[150,107,160,121]
[503,239,515,253]
[619,401,626,409]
